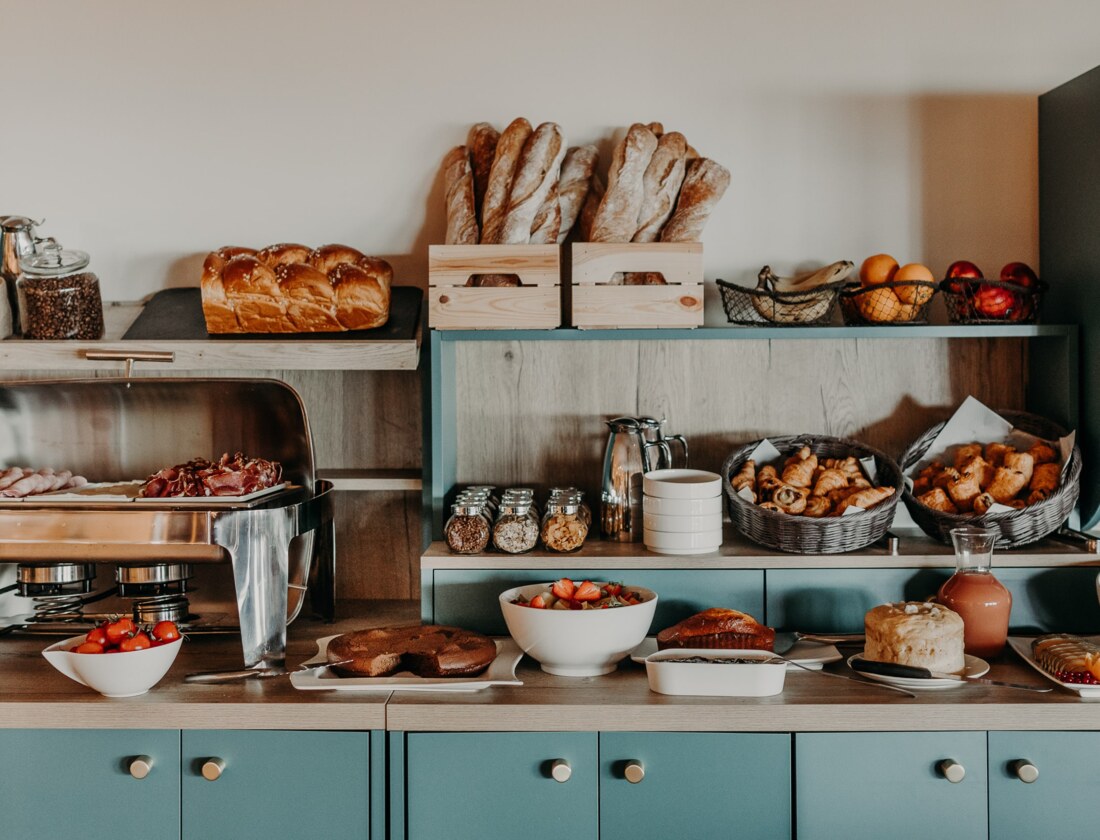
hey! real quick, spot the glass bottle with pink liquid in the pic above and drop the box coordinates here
[937,526,1012,659]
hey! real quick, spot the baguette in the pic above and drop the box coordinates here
[499,122,566,244]
[633,131,688,242]
[480,117,532,244]
[556,145,598,243]
[466,122,500,225]
[590,123,659,242]
[530,181,561,244]
[577,173,605,242]
[646,121,664,137]
[442,145,479,245]
[660,157,730,242]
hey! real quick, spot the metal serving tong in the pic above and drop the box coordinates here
[185,660,351,684]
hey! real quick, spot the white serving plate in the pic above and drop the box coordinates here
[846,652,989,690]
[642,469,722,500]
[290,636,523,692]
[631,637,841,670]
[642,511,723,533]
[644,649,787,696]
[1008,636,1100,698]
[643,494,722,516]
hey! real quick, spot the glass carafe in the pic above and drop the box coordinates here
[937,526,1012,658]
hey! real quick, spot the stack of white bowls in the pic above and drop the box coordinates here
[642,469,723,554]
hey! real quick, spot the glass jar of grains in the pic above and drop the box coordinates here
[444,503,491,554]
[541,501,588,552]
[492,502,539,554]
[18,239,104,340]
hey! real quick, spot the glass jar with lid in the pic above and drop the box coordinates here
[541,500,589,552]
[18,238,104,339]
[444,503,491,554]
[492,502,539,554]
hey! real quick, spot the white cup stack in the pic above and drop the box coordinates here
[642,469,724,555]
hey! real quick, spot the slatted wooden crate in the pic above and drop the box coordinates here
[428,245,561,329]
[570,243,704,329]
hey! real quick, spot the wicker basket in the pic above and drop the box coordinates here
[839,281,938,325]
[721,434,904,554]
[900,410,1080,548]
[717,279,842,326]
[940,277,1047,325]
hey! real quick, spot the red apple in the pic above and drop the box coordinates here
[944,260,983,296]
[1000,261,1038,289]
[974,284,1016,318]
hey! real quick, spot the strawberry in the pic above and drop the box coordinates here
[529,594,547,609]
[604,582,623,597]
[573,580,602,601]
[551,578,575,600]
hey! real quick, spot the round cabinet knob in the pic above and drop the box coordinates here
[624,761,645,784]
[201,758,226,781]
[550,759,571,783]
[1011,759,1039,784]
[128,755,153,780]
[938,759,966,783]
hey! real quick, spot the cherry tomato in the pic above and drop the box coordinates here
[85,626,109,647]
[152,620,181,642]
[119,632,152,652]
[105,617,136,645]
[72,641,105,654]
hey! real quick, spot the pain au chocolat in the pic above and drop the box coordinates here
[326,625,497,678]
[656,608,775,651]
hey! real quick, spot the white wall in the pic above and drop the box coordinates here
[4,0,1098,303]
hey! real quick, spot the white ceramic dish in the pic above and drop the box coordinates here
[499,582,658,677]
[846,653,989,690]
[631,637,841,670]
[42,634,183,697]
[642,469,722,500]
[290,637,523,692]
[644,649,787,696]
[643,494,722,516]
[1007,636,1100,698]
[642,511,723,533]
[643,527,723,551]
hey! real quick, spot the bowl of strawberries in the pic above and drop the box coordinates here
[42,617,183,697]
[500,579,657,677]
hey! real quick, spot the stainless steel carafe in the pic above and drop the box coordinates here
[637,416,689,469]
[600,417,671,542]
[0,216,43,335]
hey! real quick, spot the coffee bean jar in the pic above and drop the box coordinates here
[18,239,104,340]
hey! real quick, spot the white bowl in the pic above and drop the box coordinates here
[643,469,722,499]
[43,635,183,697]
[644,527,723,554]
[499,583,658,677]
[643,511,723,534]
[645,649,787,696]
[643,494,722,516]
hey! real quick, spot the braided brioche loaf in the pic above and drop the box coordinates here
[201,243,392,333]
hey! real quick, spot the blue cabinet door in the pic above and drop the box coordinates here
[795,732,987,840]
[405,732,598,840]
[181,730,371,840]
[989,731,1100,838]
[600,732,791,839]
[0,729,180,840]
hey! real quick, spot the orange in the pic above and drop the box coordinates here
[894,263,935,305]
[860,254,899,287]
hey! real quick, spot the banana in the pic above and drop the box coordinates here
[752,260,853,324]
[757,260,854,293]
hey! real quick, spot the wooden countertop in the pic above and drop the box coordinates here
[3,601,1099,731]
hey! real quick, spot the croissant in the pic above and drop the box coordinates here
[850,476,872,491]
[953,443,983,471]
[946,472,981,512]
[959,455,994,490]
[835,485,895,514]
[987,466,1028,503]
[1003,451,1035,485]
[984,442,1010,467]
[803,496,832,518]
[812,468,848,497]
[756,465,781,497]
[782,448,817,488]
[917,487,958,514]
[826,456,864,481]
[1028,462,1060,503]
[826,486,857,506]
[773,483,808,514]
[932,467,960,490]
[730,460,756,496]
[972,492,996,515]
[1027,442,1058,465]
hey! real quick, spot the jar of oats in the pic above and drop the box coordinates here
[492,502,539,554]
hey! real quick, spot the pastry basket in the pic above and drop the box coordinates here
[716,279,842,327]
[838,281,938,325]
[900,410,1081,548]
[721,434,904,554]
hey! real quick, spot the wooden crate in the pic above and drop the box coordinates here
[570,242,704,329]
[428,244,561,330]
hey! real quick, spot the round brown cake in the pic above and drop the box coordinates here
[326,625,497,678]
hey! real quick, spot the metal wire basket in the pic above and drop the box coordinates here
[716,279,842,327]
[940,277,1047,325]
[839,281,938,325]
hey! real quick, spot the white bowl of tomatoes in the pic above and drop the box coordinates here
[499,579,657,677]
[42,618,183,698]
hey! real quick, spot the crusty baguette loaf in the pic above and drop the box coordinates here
[556,145,598,243]
[500,122,566,244]
[276,263,342,332]
[442,146,479,245]
[467,122,500,224]
[576,173,605,242]
[660,157,730,242]
[529,181,561,244]
[633,131,688,242]
[590,123,658,242]
[647,121,664,137]
[480,117,532,244]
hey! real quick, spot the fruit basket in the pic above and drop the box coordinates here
[940,277,1047,325]
[838,281,938,325]
[900,410,1080,548]
[716,279,843,326]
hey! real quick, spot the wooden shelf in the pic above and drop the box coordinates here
[317,468,422,492]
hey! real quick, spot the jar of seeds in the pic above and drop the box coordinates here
[492,502,539,554]
[18,239,104,340]
[541,500,588,552]
[444,503,491,554]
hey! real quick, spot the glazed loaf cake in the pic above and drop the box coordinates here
[326,624,497,678]
[864,602,965,674]
[656,608,775,651]
[200,243,392,334]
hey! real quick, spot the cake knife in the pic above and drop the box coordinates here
[849,658,1051,692]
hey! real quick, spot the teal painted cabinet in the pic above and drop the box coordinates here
[405,732,598,840]
[600,732,791,839]
[181,730,372,840]
[989,731,1100,839]
[0,729,180,840]
[795,732,987,840]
